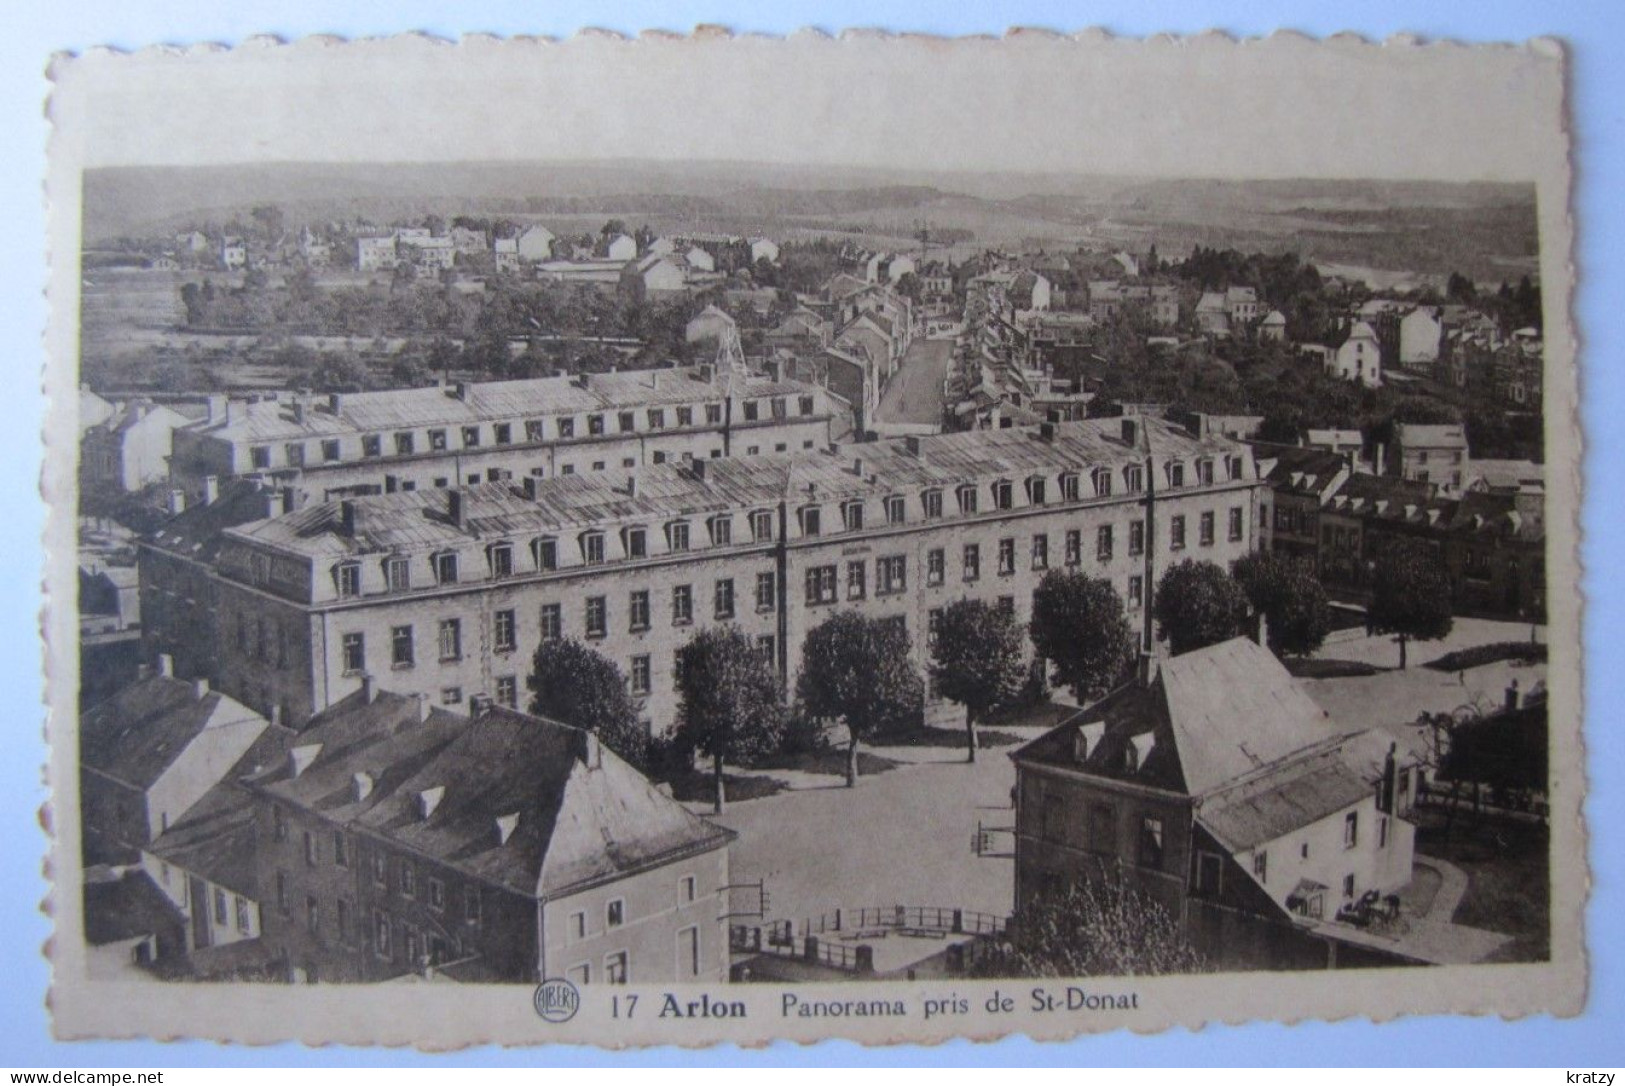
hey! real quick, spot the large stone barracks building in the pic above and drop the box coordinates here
[149,416,1265,734]
[168,364,843,504]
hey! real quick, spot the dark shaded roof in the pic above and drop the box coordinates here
[83,871,183,947]
[1250,443,1351,499]
[1196,743,1372,851]
[1448,489,1545,544]
[144,479,279,563]
[246,691,732,898]
[80,676,268,791]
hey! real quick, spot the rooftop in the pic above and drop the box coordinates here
[80,673,270,792]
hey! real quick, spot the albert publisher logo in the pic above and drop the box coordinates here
[533,978,581,1024]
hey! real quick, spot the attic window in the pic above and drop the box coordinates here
[418,785,446,820]
[495,812,520,845]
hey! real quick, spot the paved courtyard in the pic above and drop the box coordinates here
[874,336,953,427]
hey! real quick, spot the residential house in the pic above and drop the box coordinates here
[397,234,456,273]
[220,237,247,270]
[1012,637,1433,970]
[605,234,638,261]
[1226,286,1259,325]
[1328,321,1382,388]
[242,689,735,984]
[493,238,520,274]
[449,226,488,254]
[749,238,780,265]
[684,246,716,274]
[81,398,189,492]
[646,237,677,257]
[356,236,399,273]
[1388,422,1470,492]
[1251,444,1352,566]
[619,256,687,301]
[1259,311,1288,342]
[1196,292,1230,335]
[516,226,556,262]
[685,304,737,344]
[1399,308,1442,370]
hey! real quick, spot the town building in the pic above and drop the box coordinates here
[1388,422,1470,492]
[619,256,687,301]
[492,238,520,274]
[684,246,716,274]
[81,398,190,492]
[165,416,1262,733]
[515,226,556,262]
[1328,321,1383,388]
[167,366,842,505]
[1196,292,1229,335]
[1259,310,1287,342]
[605,234,638,261]
[220,238,247,270]
[1398,307,1442,369]
[240,688,734,984]
[1226,286,1259,325]
[1252,444,1352,566]
[356,236,398,273]
[397,234,456,272]
[748,238,779,265]
[1011,636,1430,969]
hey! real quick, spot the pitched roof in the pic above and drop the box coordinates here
[144,479,280,563]
[80,676,269,791]
[245,692,732,897]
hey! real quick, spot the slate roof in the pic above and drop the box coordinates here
[244,691,732,898]
[1250,443,1350,499]
[80,676,269,791]
[144,479,280,562]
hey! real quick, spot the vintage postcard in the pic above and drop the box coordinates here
[43,30,1583,1046]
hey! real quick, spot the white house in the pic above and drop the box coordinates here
[685,246,716,273]
[1329,321,1383,388]
[516,225,556,262]
[605,234,638,261]
[1399,307,1443,369]
[749,238,780,264]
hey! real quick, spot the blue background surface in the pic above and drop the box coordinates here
[3,1,1618,1067]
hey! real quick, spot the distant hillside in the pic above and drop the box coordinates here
[83,160,1537,282]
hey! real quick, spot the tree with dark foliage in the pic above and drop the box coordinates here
[1368,539,1455,668]
[929,599,1026,762]
[795,611,923,786]
[1232,551,1332,657]
[1028,570,1136,702]
[674,626,785,813]
[528,638,648,769]
[1153,559,1250,656]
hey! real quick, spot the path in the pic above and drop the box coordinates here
[874,336,953,427]
[1413,856,1471,920]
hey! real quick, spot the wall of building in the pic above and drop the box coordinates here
[542,846,730,986]
[140,849,261,954]
[1231,795,1414,920]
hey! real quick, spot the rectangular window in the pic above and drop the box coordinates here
[842,502,864,532]
[749,510,774,541]
[755,571,776,612]
[1379,816,1389,848]
[341,632,365,674]
[1229,507,1244,542]
[629,590,650,631]
[303,830,317,867]
[706,403,723,425]
[672,584,693,625]
[494,423,512,444]
[993,481,1013,510]
[494,609,517,653]
[275,870,288,912]
[464,886,482,926]
[1129,520,1145,557]
[306,896,320,936]
[1343,874,1357,899]
[1194,852,1223,897]
[709,516,732,546]
[557,417,575,439]
[679,926,701,978]
[438,619,462,661]
[582,533,606,565]
[714,578,735,619]
[677,406,694,427]
[805,565,838,605]
[428,428,448,451]
[846,560,867,600]
[586,596,607,639]
[337,563,361,599]
[1061,473,1080,502]
[285,442,306,467]
[963,543,981,581]
[878,555,907,595]
[666,522,691,552]
[394,432,415,456]
[618,411,636,433]
[237,896,252,934]
[391,625,414,668]
[1253,850,1268,884]
[374,909,392,958]
[461,425,481,448]
[489,544,514,578]
[743,401,760,422]
[362,434,382,458]
[371,851,387,887]
[540,603,562,641]
[1128,575,1144,608]
[434,552,458,584]
[1097,524,1114,562]
[799,506,821,536]
[321,439,341,462]
[927,608,943,649]
[1200,511,1216,546]
[1344,811,1359,849]
[385,556,411,591]
[680,874,697,904]
[998,538,1016,575]
[885,495,906,524]
[927,548,945,586]
[607,899,625,928]
[1031,534,1048,570]
[213,887,228,926]
[497,675,519,708]
[631,655,651,696]
[1197,460,1214,485]
[957,486,978,514]
[756,634,776,663]
[570,910,587,941]
[605,951,629,985]
[1139,816,1165,868]
[399,863,416,898]
[250,445,271,470]
[442,686,461,705]
[922,490,943,519]
[333,831,348,868]
[1170,515,1186,551]
[1090,803,1117,854]
[648,408,666,430]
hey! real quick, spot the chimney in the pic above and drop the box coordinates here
[1121,417,1139,448]
[572,373,590,390]
[166,489,187,516]
[904,435,923,456]
[156,653,175,678]
[522,476,540,500]
[698,362,716,383]
[269,704,283,727]
[206,394,227,423]
[766,358,783,382]
[328,392,344,413]
[288,743,322,779]
[291,400,305,424]
[1038,421,1057,443]
[851,456,865,477]
[1254,610,1270,648]
[280,486,297,515]
[448,490,466,528]
[361,673,377,704]
[469,693,493,715]
[192,678,210,700]
[690,459,707,482]
[340,499,361,537]
[415,692,431,722]
[203,475,220,506]
[1505,679,1521,713]
[650,371,662,391]
[352,771,374,803]
[453,381,471,401]
[583,731,603,770]
[626,474,638,499]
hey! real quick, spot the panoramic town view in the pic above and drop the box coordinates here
[76,162,1550,987]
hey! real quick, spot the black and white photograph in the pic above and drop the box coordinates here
[43,31,1583,1046]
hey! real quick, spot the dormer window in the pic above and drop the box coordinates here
[618,411,636,433]
[992,480,1014,510]
[1196,459,1215,486]
[921,489,943,519]
[462,425,481,448]
[709,515,733,546]
[665,521,691,552]
[623,526,648,560]
[1060,473,1080,502]
[1124,464,1145,493]
[1091,468,1113,498]
[432,552,458,585]
[580,531,606,565]
[799,506,822,537]
[884,495,906,524]
[749,509,774,542]
[956,485,978,514]
[587,414,605,436]
[488,543,514,578]
[842,501,864,532]
[384,556,410,591]
[1166,462,1185,489]
[1025,477,1048,505]
[557,417,576,439]
[533,537,558,571]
